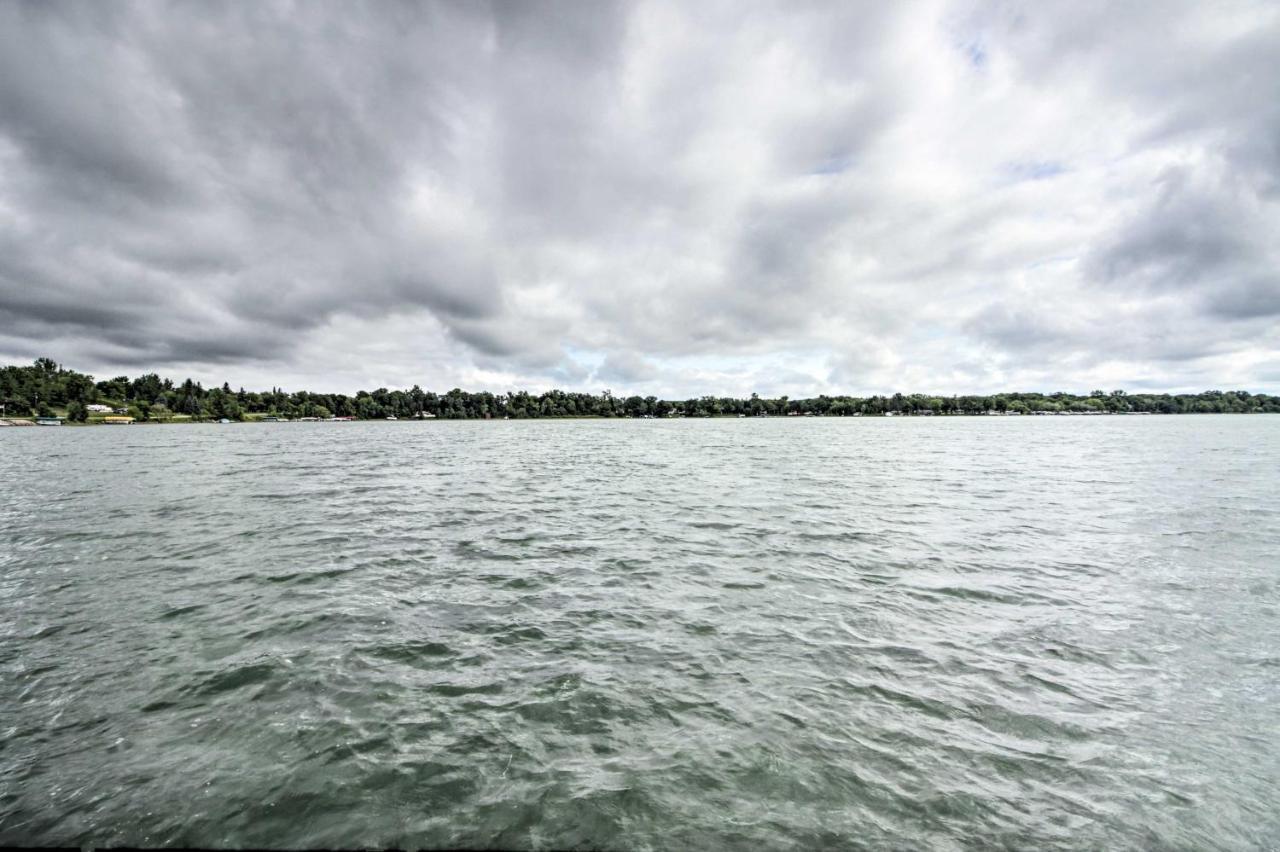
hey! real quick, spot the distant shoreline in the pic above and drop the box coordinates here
[3,358,1277,423]
[2,410,1275,428]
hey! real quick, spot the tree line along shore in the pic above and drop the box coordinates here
[2,358,1278,425]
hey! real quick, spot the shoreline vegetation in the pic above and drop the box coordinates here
[2,358,1278,425]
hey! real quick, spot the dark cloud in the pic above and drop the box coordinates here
[1207,277,1280,320]
[1086,166,1265,287]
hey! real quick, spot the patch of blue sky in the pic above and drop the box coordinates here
[561,344,605,370]
[811,152,854,176]
[1027,254,1077,270]
[1003,160,1068,182]
[951,31,987,69]
[965,40,987,67]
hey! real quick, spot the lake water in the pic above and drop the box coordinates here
[2,417,1278,849]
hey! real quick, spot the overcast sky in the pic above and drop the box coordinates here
[1,1,1278,397]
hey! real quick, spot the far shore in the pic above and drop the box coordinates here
[5,358,1277,421]
[4,409,1265,428]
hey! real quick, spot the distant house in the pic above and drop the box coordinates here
[86,403,113,413]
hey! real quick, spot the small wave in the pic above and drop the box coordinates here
[187,661,279,697]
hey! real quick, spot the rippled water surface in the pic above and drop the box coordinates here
[2,417,1278,849]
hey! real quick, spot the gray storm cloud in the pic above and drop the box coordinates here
[0,0,1277,395]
